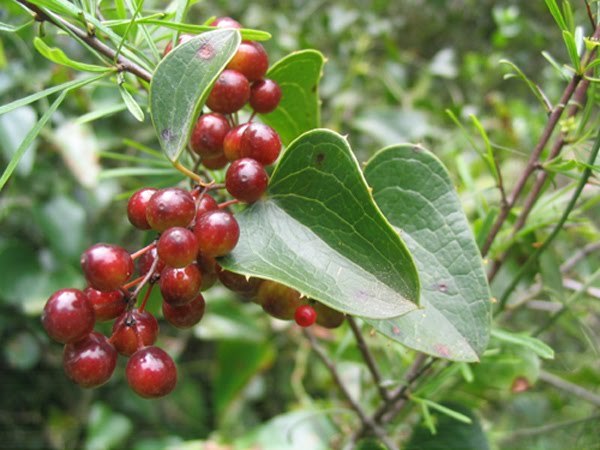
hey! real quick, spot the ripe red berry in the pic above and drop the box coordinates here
[210,17,242,29]
[193,210,240,257]
[137,246,165,276]
[126,346,177,398]
[227,41,269,82]
[206,69,250,114]
[225,158,268,203]
[111,309,159,356]
[190,113,231,158]
[159,264,202,306]
[81,244,134,292]
[163,33,194,56]
[84,287,126,322]
[294,304,317,327]
[193,193,219,218]
[157,227,199,268]
[250,79,282,114]
[162,294,206,329]
[127,188,157,230]
[42,289,95,344]
[202,153,229,170]
[63,332,117,388]
[197,254,218,291]
[223,123,249,161]
[146,188,196,232]
[240,123,281,166]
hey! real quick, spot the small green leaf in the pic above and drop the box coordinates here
[33,37,111,72]
[150,29,241,161]
[118,83,144,121]
[545,0,567,31]
[411,397,472,424]
[220,130,420,319]
[85,403,133,450]
[0,106,37,177]
[262,50,325,145]
[562,30,581,72]
[364,145,492,361]
[139,18,271,41]
[500,59,551,112]
[491,329,555,360]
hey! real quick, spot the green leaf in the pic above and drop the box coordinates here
[85,403,133,450]
[0,106,37,177]
[139,18,271,41]
[33,37,111,72]
[363,145,492,361]
[118,83,145,121]
[491,329,554,360]
[411,397,472,424]
[562,30,581,72]
[545,0,567,31]
[500,59,551,112]
[220,130,420,319]
[150,29,241,161]
[262,50,325,146]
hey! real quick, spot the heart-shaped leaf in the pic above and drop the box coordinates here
[150,29,240,162]
[261,50,325,146]
[364,145,492,361]
[219,130,420,320]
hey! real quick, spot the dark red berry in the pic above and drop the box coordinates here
[193,210,240,257]
[146,188,196,232]
[126,346,177,398]
[225,158,268,203]
[202,153,229,170]
[157,227,199,268]
[294,304,317,327]
[127,188,157,230]
[159,264,202,306]
[223,123,249,161]
[42,289,95,344]
[240,123,281,166]
[137,246,165,276]
[84,287,126,322]
[206,69,250,114]
[163,33,194,56]
[193,193,219,218]
[81,244,134,292]
[210,17,242,29]
[197,254,218,291]
[250,79,282,114]
[111,309,159,356]
[162,294,206,329]
[190,113,231,158]
[227,41,269,82]
[63,332,117,388]
[216,266,261,297]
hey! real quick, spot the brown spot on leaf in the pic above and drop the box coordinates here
[197,43,215,60]
[315,153,325,166]
[436,282,448,293]
[392,326,401,335]
[433,343,451,358]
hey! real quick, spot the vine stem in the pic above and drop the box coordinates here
[130,241,156,260]
[129,255,161,309]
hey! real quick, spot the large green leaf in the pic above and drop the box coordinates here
[150,29,240,161]
[364,145,491,361]
[220,130,420,319]
[262,50,325,146]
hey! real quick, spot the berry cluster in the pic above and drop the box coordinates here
[41,17,343,399]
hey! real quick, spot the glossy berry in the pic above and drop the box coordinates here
[137,246,165,276]
[223,123,249,161]
[157,227,199,268]
[42,289,95,344]
[81,244,134,292]
[84,287,126,322]
[210,17,242,29]
[126,346,177,398]
[127,188,157,230]
[217,266,261,298]
[192,193,219,218]
[162,294,206,329]
[111,309,159,356]
[146,188,196,232]
[202,153,229,170]
[197,254,218,291]
[226,41,269,82]
[193,210,240,257]
[294,304,317,327]
[240,123,281,166]
[250,79,282,114]
[190,113,231,158]
[163,33,194,56]
[225,158,268,203]
[63,332,117,388]
[159,264,202,306]
[206,70,250,114]
[257,280,303,320]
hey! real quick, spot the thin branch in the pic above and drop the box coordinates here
[560,241,600,273]
[539,370,600,407]
[500,413,600,444]
[347,317,390,402]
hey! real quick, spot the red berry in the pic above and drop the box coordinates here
[137,246,165,276]
[163,33,194,56]
[193,193,219,218]
[210,17,242,29]
[162,294,206,329]
[193,210,240,257]
[223,123,249,161]
[202,153,229,170]
[216,266,261,297]
[127,188,157,230]
[63,332,117,388]
[42,289,95,344]
[240,123,281,166]
[84,287,126,322]
[197,254,218,291]
[250,79,282,114]
[81,244,134,292]
[206,70,250,114]
[146,188,196,232]
[126,346,177,398]
[294,304,317,327]
[227,41,269,82]
[225,158,268,203]
[190,113,231,158]
[159,264,202,306]
[157,227,199,268]
[111,309,159,356]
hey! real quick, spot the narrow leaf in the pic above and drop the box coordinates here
[33,37,111,72]
[500,59,552,111]
[545,0,567,31]
[411,397,472,424]
[562,30,581,72]
[491,329,555,359]
[139,18,271,41]
[364,145,492,361]
[118,84,144,121]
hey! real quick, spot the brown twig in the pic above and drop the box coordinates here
[539,370,600,407]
